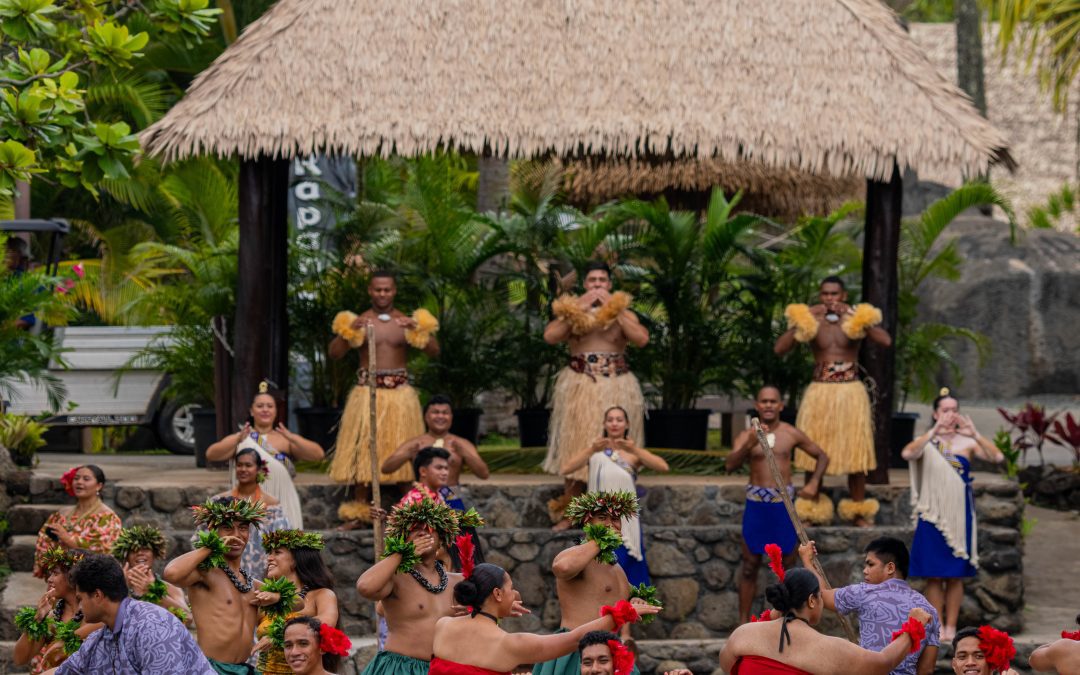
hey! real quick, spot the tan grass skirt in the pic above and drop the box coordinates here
[543,368,645,482]
[793,380,877,475]
[328,384,423,484]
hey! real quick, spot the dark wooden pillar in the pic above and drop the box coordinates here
[233,156,290,428]
[862,164,902,485]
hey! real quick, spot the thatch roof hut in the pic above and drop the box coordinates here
[142,0,1013,478]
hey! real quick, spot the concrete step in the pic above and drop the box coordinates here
[7,536,37,573]
[6,504,62,537]
[0,573,46,641]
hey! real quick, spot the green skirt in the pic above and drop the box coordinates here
[361,650,431,675]
[207,657,255,675]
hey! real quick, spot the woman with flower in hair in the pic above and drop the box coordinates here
[212,446,291,578]
[208,381,322,529]
[111,524,191,625]
[283,616,352,675]
[33,465,121,577]
[902,388,1005,642]
[432,562,659,675]
[13,548,102,674]
[251,530,339,674]
[720,568,932,674]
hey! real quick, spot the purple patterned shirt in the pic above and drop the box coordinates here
[56,598,214,674]
[834,578,941,675]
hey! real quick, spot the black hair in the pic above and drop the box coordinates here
[952,626,981,652]
[453,563,506,615]
[371,269,396,281]
[424,394,453,414]
[583,260,612,277]
[601,406,630,438]
[764,568,821,614]
[578,630,619,654]
[293,548,335,591]
[283,616,340,671]
[756,385,783,400]
[413,446,450,481]
[820,275,845,290]
[78,464,107,486]
[235,447,266,468]
[865,537,909,579]
[70,553,128,601]
[284,615,321,636]
[932,389,958,413]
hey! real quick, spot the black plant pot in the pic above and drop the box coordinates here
[192,408,217,469]
[449,408,483,446]
[890,412,921,468]
[295,406,343,454]
[645,408,711,450]
[515,408,551,448]
[10,450,34,467]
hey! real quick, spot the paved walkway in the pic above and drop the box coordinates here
[1020,504,1080,641]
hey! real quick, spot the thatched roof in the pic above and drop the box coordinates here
[141,0,1013,181]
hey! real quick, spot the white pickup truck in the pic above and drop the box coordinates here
[4,326,197,454]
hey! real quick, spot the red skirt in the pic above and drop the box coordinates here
[429,657,510,675]
[731,655,812,675]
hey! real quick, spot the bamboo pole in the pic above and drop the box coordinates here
[368,323,383,558]
[750,418,858,644]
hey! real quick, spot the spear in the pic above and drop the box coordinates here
[367,323,383,558]
[750,417,857,644]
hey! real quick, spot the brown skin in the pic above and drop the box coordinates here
[283,622,332,675]
[550,513,640,630]
[163,524,263,665]
[800,542,939,675]
[251,547,337,657]
[433,570,660,673]
[561,407,670,476]
[721,597,930,675]
[581,643,614,675]
[328,276,440,363]
[355,527,463,660]
[122,548,190,624]
[207,393,324,462]
[951,635,1020,675]
[35,468,118,576]
[1029,637,1080,674]
[13,566,102,666]
[774,282,892,508]
[728,387,829,624]
[901,397,1004,640]
[382,403,490,483]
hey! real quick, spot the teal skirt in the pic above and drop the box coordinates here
[361,650,431,675]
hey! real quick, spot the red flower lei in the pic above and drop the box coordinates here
[977,625,1016,672]
[764,543,785,582]
[599,600,639,631]
[750,610,775,623]
[607,639,635,675]
[319,623,352,657]
[60,467,78,497]
[890,617,927,654]
[1062,629,1080,641]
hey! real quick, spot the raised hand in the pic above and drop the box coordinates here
[395,316,418,329]
[35,588,55,621]
[908,607,931,626]
[955,414,978,438]
[798,541,818,566]
[409,530,438,558]
[250,636,272,656]
[249,580,282,607]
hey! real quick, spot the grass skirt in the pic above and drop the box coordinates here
[329,384,423,484]
[793,380,876,475]
[543,367,645,482]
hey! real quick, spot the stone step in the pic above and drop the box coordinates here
[7,536,37,573]
[6,503,62,537]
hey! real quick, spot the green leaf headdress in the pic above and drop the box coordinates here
[190,497,267,529]
[261,529,324,553]
[564,490,640,527]
[37,546,85,574]
[111,524,168,560]
[385,499,485,548]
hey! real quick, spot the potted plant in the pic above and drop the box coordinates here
[611,188,762,449]
[0,412,49,467]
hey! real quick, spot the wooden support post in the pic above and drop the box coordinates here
[233,156,290,429]
[862,165,902,485]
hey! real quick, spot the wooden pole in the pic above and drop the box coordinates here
[367,324,383,558]
[751,418,858,644]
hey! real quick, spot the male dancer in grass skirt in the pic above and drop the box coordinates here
[535,491,661,675]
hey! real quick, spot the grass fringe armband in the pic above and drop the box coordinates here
[168,606,189,624]
[841,303,882,339]
[259,576,299,617]
[268,614,288,650]
[404,308,439,349]
[383,535,421,573]
[628,582,662,625]
[14,606,52,642]
[582,523,623,565]
[135,578,168,604]
[194,530,229,570]
[54,619,83,655]
[784,304,818,343]
[332,311,365,348]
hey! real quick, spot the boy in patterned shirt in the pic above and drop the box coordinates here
[799,537,941,675]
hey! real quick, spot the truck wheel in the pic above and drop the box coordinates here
[157,400,199,455]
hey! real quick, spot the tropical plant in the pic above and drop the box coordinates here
[894,183,1014,407]
[993,428,1023,478]
[1049,411,1080,466]
[998,402,1062,465]
[728,202,862,405]
[995,0,1080,110]
[0,411,48,463]
[0,0,221,211]
[1025,182,1077,230]
[610,188,762,409]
